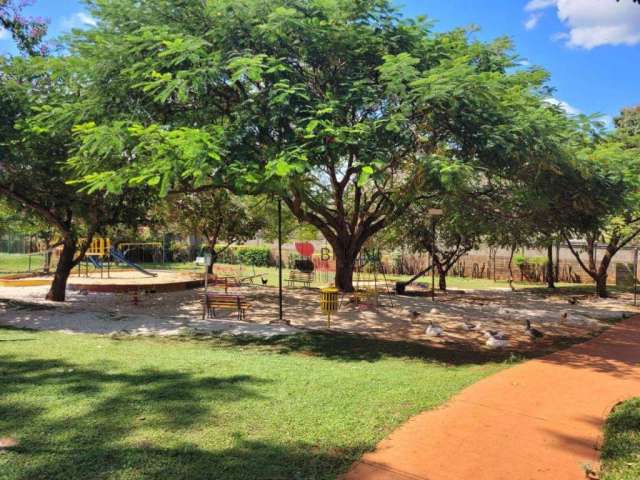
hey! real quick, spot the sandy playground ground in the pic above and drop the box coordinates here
[1,270,638,354]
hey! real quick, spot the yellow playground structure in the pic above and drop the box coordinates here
[86,237,112,257]
[79,237,157,278]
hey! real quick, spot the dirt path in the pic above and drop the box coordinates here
[342,316,640,480]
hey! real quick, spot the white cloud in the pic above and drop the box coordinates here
[525,0,640,49]
[545,97,581,115]
[526,0,558,12]
[0,28,9,41]
[61,12,97,31]
[524,12,543,30]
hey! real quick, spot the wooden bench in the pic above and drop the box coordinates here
[203,293,250,321]
[288,271,314,288]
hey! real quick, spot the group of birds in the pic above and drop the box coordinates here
[409,309,544,349]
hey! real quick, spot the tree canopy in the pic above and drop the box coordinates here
[0,55,152,300]
[64,0,591,291]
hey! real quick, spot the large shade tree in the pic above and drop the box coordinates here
[561,109,640,297]
[0,56,152,301]
[67,0,585,291]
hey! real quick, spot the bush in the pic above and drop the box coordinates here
[514,254,526,267]
[217,248,238,264]
[236,247,272,267]
[169,240,192,262]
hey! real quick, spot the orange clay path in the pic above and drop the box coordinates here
[342,315,640,480]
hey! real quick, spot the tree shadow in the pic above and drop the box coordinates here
[181,330,531,365]
[1,354,354,480]
[539,318,640,378]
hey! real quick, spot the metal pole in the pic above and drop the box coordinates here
[431,218,436,302]
[594,241,598,296]
[634,247,638,307]
[278,198,284,322]
[202,258,209,320]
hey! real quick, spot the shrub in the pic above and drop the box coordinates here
[514,254,527,267]
[236,247,272,267]
[217,248,238,264]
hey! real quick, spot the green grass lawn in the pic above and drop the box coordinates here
[601,398,640,480]
[0,253,50,274]
[0,327,504,480]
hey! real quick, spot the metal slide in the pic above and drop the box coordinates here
[86,256,103,269]
[110,248,157,277]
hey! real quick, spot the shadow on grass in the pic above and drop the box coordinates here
[161,330,534,366]
[1,354,356,480]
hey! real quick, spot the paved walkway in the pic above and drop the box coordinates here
[343,316,640,480]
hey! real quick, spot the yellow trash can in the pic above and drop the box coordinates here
[320,287,339,328]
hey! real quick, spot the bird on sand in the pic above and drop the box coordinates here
[485,333,509,349]
[462,321,480,331]
[426,321,443,337]
[483,330,508,340]
[524,319,544,339]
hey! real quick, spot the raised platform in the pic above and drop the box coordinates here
[0,270,212,293]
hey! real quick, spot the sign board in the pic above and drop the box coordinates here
[295,242,315,257]
[427,208,444,216]
[195,255,213,267]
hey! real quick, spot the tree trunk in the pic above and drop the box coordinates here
[334,248,357,292]
[45,238,77,302]
[507,245,516,291]
[438,269,447,291]
[596,273,608,298]
[206,247,218,275]
[546,244,555,289]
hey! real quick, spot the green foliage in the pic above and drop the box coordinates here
[514,254,527,267]
[236,247,272,267]
[153,190,266,262]
[61,0,585,289]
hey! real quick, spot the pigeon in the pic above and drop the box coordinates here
[426,321,443,337]
[462,321,480,331]
[409,310,421,323]
[525,319,544,339]
[568,297,579,305]
[485,333,509,349]
[484,330,508,340]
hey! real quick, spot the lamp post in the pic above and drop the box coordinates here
[634,247,638,307]
[428,208,443,302]
[278,197,284,323]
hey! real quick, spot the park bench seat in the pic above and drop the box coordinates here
[288,271,314,288]
[203,293,250,321]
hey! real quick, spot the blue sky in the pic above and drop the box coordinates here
[1,0,638,123]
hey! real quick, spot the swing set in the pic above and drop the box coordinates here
[342,248,395,309]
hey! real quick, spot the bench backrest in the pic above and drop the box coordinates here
[289,271,313,279]
[205,294,243,302]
